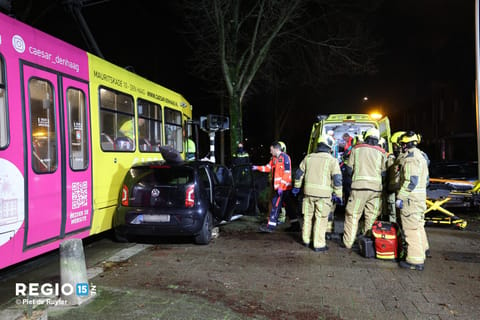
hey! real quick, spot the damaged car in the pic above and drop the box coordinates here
[113,160,257,244]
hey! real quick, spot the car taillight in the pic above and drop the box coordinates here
[121,184,129,206]
[185,184,195,208]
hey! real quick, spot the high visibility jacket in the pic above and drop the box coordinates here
[295,152,342,198]
[119,119,134,140]
[232,151,250,166]
[257,152,292,191]
[396,147,429,205]
[187,139,196,153]
[346,143,387,192]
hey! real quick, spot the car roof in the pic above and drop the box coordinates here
[130,159,216,169]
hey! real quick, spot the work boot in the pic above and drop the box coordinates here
[313,246,328,252]
[285,221,301,232]
[259,225,275,233]
[399,260,424,271]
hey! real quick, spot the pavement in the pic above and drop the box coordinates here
[1,215,480,320]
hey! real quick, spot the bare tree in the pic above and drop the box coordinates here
[181,0,381,154]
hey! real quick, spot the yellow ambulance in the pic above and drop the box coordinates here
[307,113,392,161]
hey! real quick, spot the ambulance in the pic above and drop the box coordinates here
[307,113,392,161]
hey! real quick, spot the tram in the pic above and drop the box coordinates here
[0,12,192,269]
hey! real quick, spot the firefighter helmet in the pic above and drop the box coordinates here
[318,134,333,150]
[353,134,364,145]
[363,127,380,140]
[278,141,287,152]
[399,131,420,146]
[390,131,406,144]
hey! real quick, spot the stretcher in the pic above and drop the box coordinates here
[424,197,468,229]
[424,178,474,230]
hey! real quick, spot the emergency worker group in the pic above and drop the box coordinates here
[251,128,430,271]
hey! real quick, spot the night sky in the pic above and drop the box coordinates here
[3,0,476,162]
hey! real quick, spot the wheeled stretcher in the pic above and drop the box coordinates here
[424,178,473,230]
[424,197,468,229]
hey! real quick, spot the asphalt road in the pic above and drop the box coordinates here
[1,214,479,320]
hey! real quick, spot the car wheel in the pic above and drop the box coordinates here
[195,211,213,245]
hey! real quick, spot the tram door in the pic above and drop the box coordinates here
[23,65,92,247]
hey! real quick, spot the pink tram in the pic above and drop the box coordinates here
[0,12,192,270]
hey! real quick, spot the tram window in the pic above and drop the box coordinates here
[165,107,183,153]
[0,57,7,149]
[138,98,162,152]
[67,88,88,170]
[99,87,134,152]
[29,78,57,173]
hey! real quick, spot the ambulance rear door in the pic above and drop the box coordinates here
[378,117,392,152]
[307,121,323,154]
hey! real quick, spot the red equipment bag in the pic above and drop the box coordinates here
[371,221,399,260]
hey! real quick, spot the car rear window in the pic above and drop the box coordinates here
[129,166,194,185]
[147,166,194,185]
[127,166,195,208]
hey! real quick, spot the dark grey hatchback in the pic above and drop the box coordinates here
[113,160,257,244]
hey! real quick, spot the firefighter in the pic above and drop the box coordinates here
[385,131,406,223]
[252,141,299,232]
[292,135,342,251]
[342,127,387,249]
[396,131,430,271]
[325,132,340,238]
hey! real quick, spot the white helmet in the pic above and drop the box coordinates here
[364,127,380,140]
[318,134,334,149]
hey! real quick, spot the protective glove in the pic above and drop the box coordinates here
[395,199,403,209]
[331,195,343,205]
[291,187,300,196]
[277,189,283,196]
[252,165,258,171]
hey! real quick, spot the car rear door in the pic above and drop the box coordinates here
[211,164,236,222]
[231,164,257,215]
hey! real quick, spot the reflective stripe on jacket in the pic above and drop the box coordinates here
[257,152,292,190]
[295,152,342,198]
[347,143,387,191]
[397,147,429,203]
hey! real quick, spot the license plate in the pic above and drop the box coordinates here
[143,214,170,222]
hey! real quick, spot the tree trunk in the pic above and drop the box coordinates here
[229,91,243,153]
